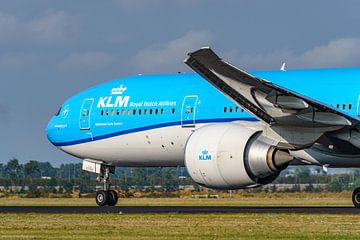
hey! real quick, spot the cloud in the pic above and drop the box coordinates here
[27,11,79,44]
[0,104,10,123]
[133,30,213,73]
[133,36,360,73]
[0,53,39,70]
[0,11,78,46]
[113,0,162,10]
[228,37,360,70]
[113,0,201,11]
[299,38,360,68]
[0,12,17,33]
[60,51,115,71]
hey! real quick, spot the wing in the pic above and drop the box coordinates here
[184,47,358,127]
[184,47,360,148]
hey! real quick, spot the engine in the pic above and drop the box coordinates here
[185,123,293,189]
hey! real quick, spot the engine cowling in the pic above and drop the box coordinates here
[185,123,293,189]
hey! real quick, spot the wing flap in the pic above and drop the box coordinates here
[266,95,309,110]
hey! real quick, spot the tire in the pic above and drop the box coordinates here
[352,187,360,208]
[108,190,118,206]
[96,190,110,206]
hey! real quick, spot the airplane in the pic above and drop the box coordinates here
[46,47,360,207]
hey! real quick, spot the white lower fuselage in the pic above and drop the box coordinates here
[60,124,198,167]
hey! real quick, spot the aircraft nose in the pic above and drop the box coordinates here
[47,104,70,146]
[46,117,65,146]
[46,118,57,144]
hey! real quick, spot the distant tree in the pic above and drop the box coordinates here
[132,168,147,188]
[57,163,75,181]
[24,160,41,178]
[148,168,162,188]
[5,158,23,186]
[327,175,350,192]
[290,184,300,192]
[162,168,178,191]
[38,162,56,178]
[304,183,315,192]
[0,163,4,178]
[353,176,360,190]
[295,167,311,184]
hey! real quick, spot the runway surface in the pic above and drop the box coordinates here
[0,206,360,214]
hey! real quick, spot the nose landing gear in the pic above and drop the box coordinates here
[95,190,118,206]
[95,165,118,206]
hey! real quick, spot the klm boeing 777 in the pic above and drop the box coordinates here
[46,48,360,207]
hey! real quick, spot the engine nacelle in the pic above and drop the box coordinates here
[185,123,293,189]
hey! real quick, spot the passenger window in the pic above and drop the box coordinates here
[133,109,136,115]
[127,109,130,115]
[224,107,227,113]
[139,109,142,115]
[82,109,89,117]
[160,108,164,114]
[121,109,125,116]
[343,104,346,110]
[235,106,239,112]
[150,109,153,115]
[241,108,244,112]
[230,107,233,113]
[336,104,340,109]
[144,109,147,115]
[185,106,193,114]
[172,108,175,114]
[349,104,352,110]
[111,110,114,116]
[155,109,159,115]
[106,110,109,116]
[101,110,104,116]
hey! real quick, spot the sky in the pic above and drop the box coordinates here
[1,0,360,166]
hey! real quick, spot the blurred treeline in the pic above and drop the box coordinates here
[0,158,193,195]
[1,158,360,195]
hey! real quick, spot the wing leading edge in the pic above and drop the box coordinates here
[184,47,357,128]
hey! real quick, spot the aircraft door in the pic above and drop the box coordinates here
[181,95,198,127]
[79,98,94,130]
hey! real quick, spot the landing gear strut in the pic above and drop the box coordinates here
[352,187,360,208]
[95,165,118,206]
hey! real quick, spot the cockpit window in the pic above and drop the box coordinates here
[55,107,62,116]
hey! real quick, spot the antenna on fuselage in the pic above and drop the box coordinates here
[280,62,286,71]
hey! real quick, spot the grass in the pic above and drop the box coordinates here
[0,192,358,239]
[1,213,360,239]
[0,192,354,206]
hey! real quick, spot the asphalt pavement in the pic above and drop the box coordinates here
[0,206,359,214]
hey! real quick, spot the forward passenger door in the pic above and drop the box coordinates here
[181,95,198,127]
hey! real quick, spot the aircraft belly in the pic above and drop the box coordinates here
[60,125,197,167]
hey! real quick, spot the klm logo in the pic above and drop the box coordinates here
[97,84,130,108]
[111,85,127,95]
[97,96,130,108]
[198,150,212,161]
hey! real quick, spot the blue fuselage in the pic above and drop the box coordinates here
[46,68,360,161]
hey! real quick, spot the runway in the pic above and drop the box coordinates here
[0,206,360,214]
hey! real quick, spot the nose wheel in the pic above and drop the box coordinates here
[95,165,118,206]
[352,187,360,208]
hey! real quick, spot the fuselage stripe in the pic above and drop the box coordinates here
[52,117,257,147]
